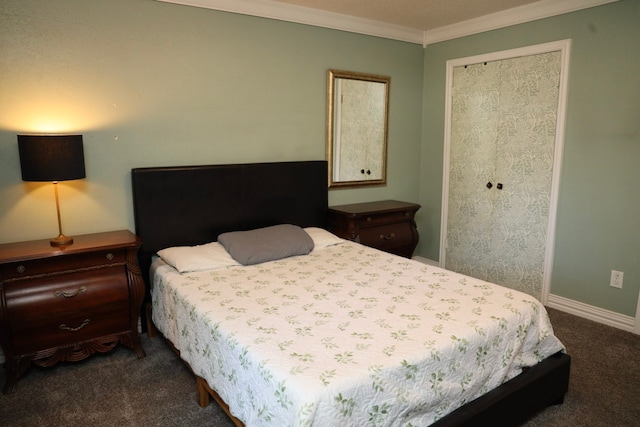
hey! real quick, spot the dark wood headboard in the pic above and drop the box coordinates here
[131,160,328,290]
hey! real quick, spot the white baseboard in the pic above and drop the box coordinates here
[547,293,637,334]
[412,256,440,266]
[636,291,640,335]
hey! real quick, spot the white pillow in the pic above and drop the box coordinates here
[303,227,344,250]
[157,241,240,273]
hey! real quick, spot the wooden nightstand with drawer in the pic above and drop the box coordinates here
[0,230,146,393]
[328,200,421,258]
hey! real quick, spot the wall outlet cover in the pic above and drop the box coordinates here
[610,270,624,289]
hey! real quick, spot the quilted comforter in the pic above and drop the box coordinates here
[151,240,564,427]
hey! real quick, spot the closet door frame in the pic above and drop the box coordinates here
[439,39,571,303]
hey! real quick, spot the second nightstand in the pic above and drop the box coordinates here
[328,200,421,258]
[0,230,146,393]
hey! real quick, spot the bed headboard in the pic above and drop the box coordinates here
[131,160,328,289]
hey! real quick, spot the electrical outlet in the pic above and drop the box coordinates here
[610,270,624,289]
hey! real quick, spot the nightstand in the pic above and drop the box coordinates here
[328,200,421,258]
[0,230,146,393]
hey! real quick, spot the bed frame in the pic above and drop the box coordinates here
[131,160,570,427]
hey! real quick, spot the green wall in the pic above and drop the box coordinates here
[420,0,640,316]
[1,0,638,318]
[0,0,424,243]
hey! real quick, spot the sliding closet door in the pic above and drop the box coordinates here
[444,49,563,298]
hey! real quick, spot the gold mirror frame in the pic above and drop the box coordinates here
[326,70,390,189]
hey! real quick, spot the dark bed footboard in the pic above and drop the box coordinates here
[431,352,571,427]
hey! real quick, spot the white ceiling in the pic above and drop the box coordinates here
[272,0,540,31]
[157,0,618,45]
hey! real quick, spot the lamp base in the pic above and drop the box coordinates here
[50,234,74,247]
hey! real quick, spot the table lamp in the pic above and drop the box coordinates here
[18,134,86,247]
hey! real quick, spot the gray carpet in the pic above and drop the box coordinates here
[0,335,232,427]
[1,308,639,426]
[522,308,640,427]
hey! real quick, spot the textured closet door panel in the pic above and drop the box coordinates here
[446,51,561,298]
[447,63,498,281]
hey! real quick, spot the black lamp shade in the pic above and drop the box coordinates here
[18,135,86,182]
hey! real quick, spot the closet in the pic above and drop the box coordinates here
[441,41,570,300]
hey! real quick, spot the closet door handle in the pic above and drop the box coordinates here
[497,183,503,190]
[486,181,493,189]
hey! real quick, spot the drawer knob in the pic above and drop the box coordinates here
[59,319,91,332]
[16,265,26,274]
[54,286,87,298]
[105,252,114,261]
[379,233,396,241]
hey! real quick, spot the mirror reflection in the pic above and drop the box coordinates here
[327,70,390,188]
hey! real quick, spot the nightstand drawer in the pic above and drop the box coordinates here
[0,249,126,281]
[4,266,129,321]
[10,305,130,354]
[358,222,415,252]
[357,210,413,227]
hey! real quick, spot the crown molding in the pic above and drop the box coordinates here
[425,0,620,45]
[156,0,424,44]
[156,0,619,46]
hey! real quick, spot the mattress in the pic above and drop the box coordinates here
[151,239,564,427]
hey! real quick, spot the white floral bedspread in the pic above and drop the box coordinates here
[151,241,564,427]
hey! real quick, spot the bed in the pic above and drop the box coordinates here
[131,160,570,427]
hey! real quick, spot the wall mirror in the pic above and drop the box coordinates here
[326,69,390,188]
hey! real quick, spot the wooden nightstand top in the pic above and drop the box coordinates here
[328,200,420,216]
[0,230,140,264]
